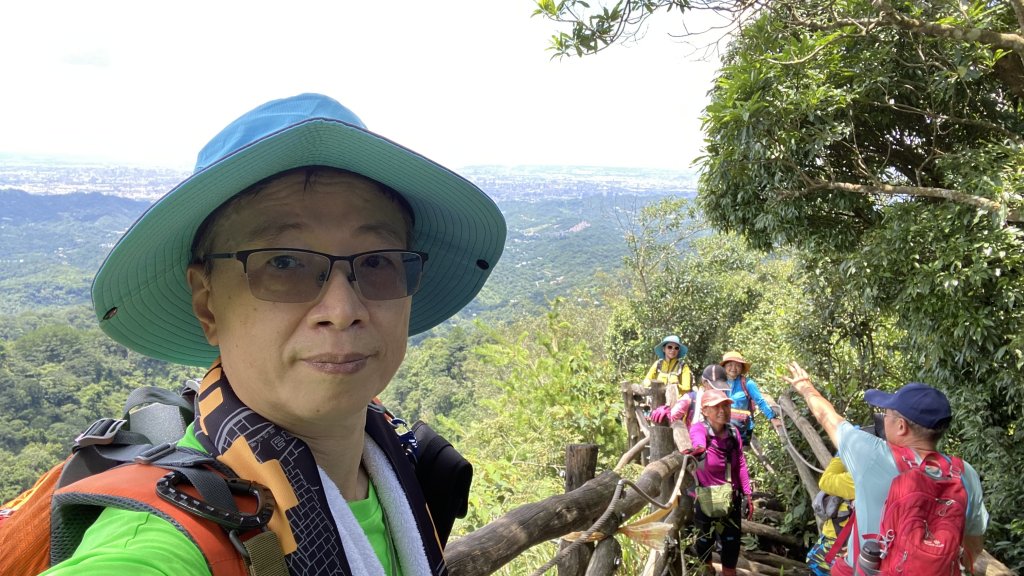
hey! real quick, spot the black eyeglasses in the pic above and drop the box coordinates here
[205,248,428,303]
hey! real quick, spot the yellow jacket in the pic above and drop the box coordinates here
[818,457,855,539]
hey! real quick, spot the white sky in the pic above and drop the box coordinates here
[0,1,722,172]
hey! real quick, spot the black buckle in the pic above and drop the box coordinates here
[155,470,275,532]
[134,442,178,464]
[74,418,126,449]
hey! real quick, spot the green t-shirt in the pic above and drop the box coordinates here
[42,424,401,575]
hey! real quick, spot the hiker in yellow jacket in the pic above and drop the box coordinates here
[806,457,855,575]
[642,335,693,405]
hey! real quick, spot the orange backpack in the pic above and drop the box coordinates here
[0,386,278,576]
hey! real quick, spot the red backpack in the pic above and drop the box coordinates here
[830,443,970,576]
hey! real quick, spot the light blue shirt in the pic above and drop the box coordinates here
[725,376,776,420]
[836,421,988,566]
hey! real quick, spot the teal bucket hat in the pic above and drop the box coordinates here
[654,335,687,360]
[92,93,506,367]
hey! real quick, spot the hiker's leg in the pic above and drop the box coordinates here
[718,498,743,570]
[692,503,717,566]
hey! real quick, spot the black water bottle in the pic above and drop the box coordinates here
[857,539,883,575]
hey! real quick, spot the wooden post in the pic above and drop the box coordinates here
[620,381,642,465]
[559,444,599,576]
[649,380,666,410]
[565,444,599,493]
[584,535,621,576]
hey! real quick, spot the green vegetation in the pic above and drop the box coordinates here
[537,0,1023,568]
[0,309,198,499]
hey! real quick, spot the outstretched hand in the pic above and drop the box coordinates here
[783,362,815,395]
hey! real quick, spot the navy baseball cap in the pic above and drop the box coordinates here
[864,382,952,429]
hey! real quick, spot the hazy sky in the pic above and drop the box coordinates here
[0,1,721,172]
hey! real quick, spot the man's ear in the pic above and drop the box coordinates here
[187,263,219,346]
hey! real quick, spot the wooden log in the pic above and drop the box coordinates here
[564,444,598,493]
[559,444,598,576]
[700,552,812,576]
[740,519,804,548]
[973,550,1015,576]
[621,381,642,466]
[738,550,812,574]
[650,380,666,410]
[583,536,620,576]
[779,393,832,467]
[670,419,691,452]
[651,473,695,576]
[445,452,687,576]
[773,399,825,502]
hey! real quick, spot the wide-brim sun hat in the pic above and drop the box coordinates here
[92,93,506,367]
[720,350,751,374]
[654,335,687,360]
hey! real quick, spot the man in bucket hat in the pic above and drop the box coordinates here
[45,94,506,575]
[784,362,987,575]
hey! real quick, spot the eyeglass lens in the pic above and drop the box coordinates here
[245,249,423,303]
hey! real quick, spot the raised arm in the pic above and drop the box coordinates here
[783,362,845,450]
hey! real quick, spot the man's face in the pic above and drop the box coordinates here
[187,171,412,434]
[724,361,743,380]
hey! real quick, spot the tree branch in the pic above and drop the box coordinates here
[869,0,1024,55]
[803,180,1023,224]
[1002,0,1024,35]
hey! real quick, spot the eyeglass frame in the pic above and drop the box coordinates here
[203,247,429,303]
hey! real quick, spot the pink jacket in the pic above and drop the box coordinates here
[688,421,752,496]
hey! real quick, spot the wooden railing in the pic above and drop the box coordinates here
[442,381,1014,576]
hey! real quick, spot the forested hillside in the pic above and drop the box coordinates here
[3,151,1020,572]
[0,167,689,502]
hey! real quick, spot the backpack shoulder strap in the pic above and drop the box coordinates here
[739,376,755,414]
[728,423,743,449]
[888,442,918,473]
[365,410,449,570]
[825,509,857,565]
[52,463,249,576]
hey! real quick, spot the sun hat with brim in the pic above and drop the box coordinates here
[864,382,952,429]
[720,350,751,374]
[701,388,732,408]
[654,335,687,360]
[92,93,506,367]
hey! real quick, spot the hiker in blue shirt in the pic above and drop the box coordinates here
[785,362,988,575]
[719,351,782,443]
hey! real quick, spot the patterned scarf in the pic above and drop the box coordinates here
[192,361,428,575]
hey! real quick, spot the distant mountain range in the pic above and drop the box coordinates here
[0,162,695,322]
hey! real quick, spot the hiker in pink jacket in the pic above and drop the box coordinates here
[685,388,753,576]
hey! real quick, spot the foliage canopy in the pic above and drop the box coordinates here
[537,0,1024,566]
